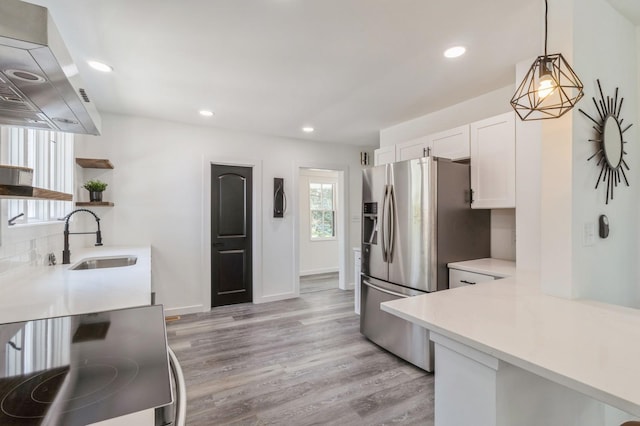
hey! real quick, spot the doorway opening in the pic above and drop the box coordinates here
[297,167,346,294]
[210,163,253,307]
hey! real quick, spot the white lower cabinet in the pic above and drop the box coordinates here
[354,248,361,315]
[432,333,606,426]
[449,269,496,289]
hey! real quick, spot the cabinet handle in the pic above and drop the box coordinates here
[460,280,476,285]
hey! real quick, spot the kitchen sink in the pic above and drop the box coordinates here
[70,256,137,270]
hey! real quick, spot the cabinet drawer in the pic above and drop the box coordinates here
[449,269,495,289]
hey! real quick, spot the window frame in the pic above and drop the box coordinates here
[2,126,74,227]
[309,181,337,241]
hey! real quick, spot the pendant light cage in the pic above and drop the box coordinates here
[511,53,584,120]
[510,0,584,120]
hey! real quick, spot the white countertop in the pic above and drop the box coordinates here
[447,257,516,277]
[0,246,151,324]
[381,273,640,417]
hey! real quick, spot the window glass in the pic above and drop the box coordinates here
[309,183,322,210]
[309,182,336,239]
[5,127,74,225]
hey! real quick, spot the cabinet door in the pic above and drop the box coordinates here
[395,136,430,161]
[470,112,516,209]
[430,125,470,160]
[449,269,495,289]
[354,249,361,315]
[374,146,396,165]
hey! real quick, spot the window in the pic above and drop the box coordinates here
[309,182,335,239]
[5,127,74,225]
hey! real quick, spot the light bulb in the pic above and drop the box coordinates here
[537,75,556,99]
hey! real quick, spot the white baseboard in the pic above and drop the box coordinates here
[163,304,204,316]
[299,267,339,276]
[254,292,297,304]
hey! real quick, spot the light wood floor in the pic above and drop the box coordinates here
[166,279,434,425]
[300,272,340,294]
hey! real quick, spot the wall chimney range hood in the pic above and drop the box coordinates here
[0,0,101,135]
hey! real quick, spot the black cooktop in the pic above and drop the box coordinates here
[0,305,172,425]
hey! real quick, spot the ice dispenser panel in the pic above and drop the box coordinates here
[363,202,378,245]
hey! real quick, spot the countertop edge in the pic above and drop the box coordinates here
[0,245,152,323]
[447,258,516,278]
[380,283,640,418]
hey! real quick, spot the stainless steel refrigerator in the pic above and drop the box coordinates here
[360,156,490,371]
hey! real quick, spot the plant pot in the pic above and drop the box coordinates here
[89,191,103,202]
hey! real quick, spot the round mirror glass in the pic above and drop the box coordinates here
[603,115,623,169]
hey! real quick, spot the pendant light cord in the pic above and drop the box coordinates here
[544,0,548,57]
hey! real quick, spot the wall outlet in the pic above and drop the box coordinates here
[583,222,596,246]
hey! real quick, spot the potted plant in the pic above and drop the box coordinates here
[83,179,108,202]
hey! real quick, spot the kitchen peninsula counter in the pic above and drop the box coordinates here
[0,246,151,324]
[381,273,640,423]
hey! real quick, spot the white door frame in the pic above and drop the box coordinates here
[201,156,263,310]
[293,161,349,292]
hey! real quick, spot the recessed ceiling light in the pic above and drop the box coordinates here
[302,127,314,133]
[199,110,214,117]
[87,60,113,72]
[444,46,466,59]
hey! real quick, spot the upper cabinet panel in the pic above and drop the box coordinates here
[374,145,396,166]
[395,136,430,162]
[430,125,470,161]
[470,112,516,209]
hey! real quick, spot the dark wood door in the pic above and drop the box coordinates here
[211,164,252,307]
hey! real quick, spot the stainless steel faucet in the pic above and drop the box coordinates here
[62,209,103,264]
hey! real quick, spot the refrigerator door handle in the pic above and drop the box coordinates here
[362,279,409,299]
[380,185,388,262]
[387,185,396,263]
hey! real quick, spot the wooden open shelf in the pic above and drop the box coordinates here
[75,201,114,207]
[0,185,73,201]
[76,158,114,169]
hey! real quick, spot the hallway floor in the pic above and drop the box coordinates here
[166,281,434,425]
[300,272,339,294]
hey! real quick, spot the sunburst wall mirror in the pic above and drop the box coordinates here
[578,79,632,204]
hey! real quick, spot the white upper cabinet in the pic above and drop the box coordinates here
[429,125,470,161]
[374,145,396,165]
[394,125,470,163]
[395,135,430,161]
[470,112,516,209]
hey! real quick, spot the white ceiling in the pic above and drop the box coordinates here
[608,0,640,25]
[23,0,624,146]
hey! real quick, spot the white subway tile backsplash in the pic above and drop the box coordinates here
[0,224,64,279]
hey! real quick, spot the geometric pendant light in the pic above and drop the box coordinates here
[510,0,584,120]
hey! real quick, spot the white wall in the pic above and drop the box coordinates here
[298,169,339,276]
[75,113,372,314]
[380,85,515,147]
[571,0,639,306]
[539,0,639,307]
[378,87,517,262]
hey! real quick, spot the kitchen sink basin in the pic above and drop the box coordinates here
[70,256,137,270]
